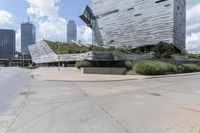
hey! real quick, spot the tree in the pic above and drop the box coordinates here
[153,42,175,58]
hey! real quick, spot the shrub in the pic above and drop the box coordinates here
[124,61,133,70]
[165,63,178,73]
[177,64,200,73]
[134,60,200,75]
[75,60,92,69]
[153,42,175,58]
[116,61,133,70]
[134,60,179,75]
[134,60,174,75]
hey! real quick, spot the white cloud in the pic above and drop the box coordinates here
[26,0,66,41]
[16,30,21,52]
[186,4,200,52]
[77,25,92,44]
[186,32,200,52]
[187,23,200,32]
[0,10,13,24]
[25,0,92,44]
[187,4,200,22]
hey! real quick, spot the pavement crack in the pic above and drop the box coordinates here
[5,89,30,133]
[180,107,200,114]
[75,83,132,133]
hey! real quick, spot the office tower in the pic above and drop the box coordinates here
[92,0,186,51]
[67,20,77,43]
[0,29,15,58]
[21,19,36,54]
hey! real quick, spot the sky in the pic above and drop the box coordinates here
[0,0,200,53]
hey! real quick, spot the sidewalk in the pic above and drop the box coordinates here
[31,67,200,82]
[31,67,146,82]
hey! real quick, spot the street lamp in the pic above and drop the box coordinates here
[22,53,25,67]
[58,43,60,71]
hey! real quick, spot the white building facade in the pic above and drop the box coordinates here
[92,0,186,51]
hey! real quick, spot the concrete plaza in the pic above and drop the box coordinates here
[1,68,200,133]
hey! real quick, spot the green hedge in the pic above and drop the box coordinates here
[177,64,200,73]
[134,60,175,75]
[134,60,200,75]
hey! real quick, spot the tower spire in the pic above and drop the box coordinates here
[28,17,30,23]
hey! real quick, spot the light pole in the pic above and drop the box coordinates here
[22,53,25,67]
[58,43,60,71]
[19,55,22,67]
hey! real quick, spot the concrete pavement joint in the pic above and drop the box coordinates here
[159,124,178,133]
[8,98,83,132]
[5,92,29,133]
[5,76,32,133]
[74,83,132,133]
[180,107,200,114]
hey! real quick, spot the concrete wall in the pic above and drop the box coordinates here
[81,67,127,75]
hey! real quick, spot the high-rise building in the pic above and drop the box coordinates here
[92,0,186,51]
[67,20,77,43]
[0,29,15,58]
[21,19,36,54]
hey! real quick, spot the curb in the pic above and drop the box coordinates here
[33,72,200,83]
[145,72,200,80]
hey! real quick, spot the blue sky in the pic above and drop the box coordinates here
[0,0,90,29]
[0,0,200,53]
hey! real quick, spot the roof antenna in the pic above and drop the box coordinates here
[28,17,30,23]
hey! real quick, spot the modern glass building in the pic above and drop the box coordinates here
[21,20,36,54]
[0,29,15,58]
[92,0,186,51]
[67,20,77,43]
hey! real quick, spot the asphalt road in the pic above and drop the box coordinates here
[0,67,30,132]
[7,70,200,133]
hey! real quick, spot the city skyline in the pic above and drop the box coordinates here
[0,0,200,53]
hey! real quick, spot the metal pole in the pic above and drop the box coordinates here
[58,43,60,71]
[92,19,95,46]
[19,55,21,67]
[22,53,24,67]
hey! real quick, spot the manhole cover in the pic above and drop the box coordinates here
[150,92,162,96]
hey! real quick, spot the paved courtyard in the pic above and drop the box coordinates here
[1,68,200,133]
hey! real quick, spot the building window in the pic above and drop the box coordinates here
[155,0,168,3]
[134,13,142,17]
[127,7,134,11]
[164,4,171,7]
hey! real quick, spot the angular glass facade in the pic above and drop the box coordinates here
[67,20,77,43]
[92,0,186,51]
[0,29,15,58]
[21,21,36,54]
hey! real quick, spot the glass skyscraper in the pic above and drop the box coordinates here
[0,29,15,58]
[67,20,77,43]
[21,20,36,54]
